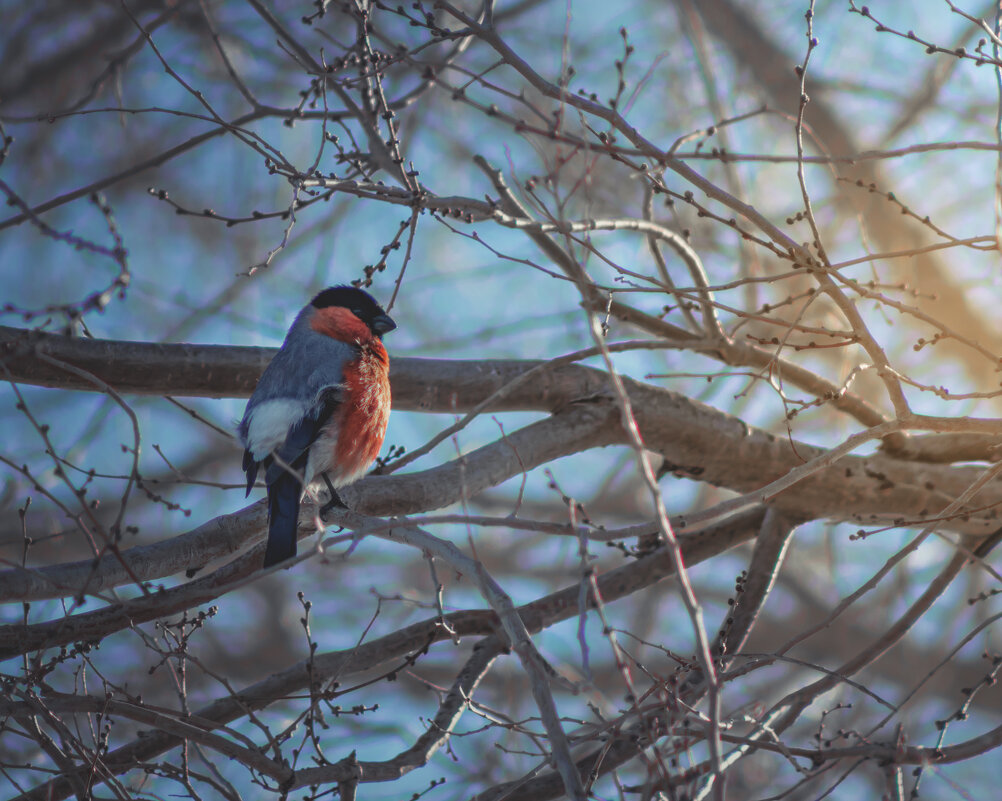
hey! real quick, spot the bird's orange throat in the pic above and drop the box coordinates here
[310,306,376,345]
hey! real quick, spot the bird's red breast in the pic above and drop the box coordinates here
[309,304,391,486]
[334,341,390,483]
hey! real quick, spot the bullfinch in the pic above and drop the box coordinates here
[238,286,395,567]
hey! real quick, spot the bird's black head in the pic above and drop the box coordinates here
[311,285,397,336]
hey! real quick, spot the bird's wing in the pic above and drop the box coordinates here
[239,333,356,494]
[257,385,344,567]
[261,386,343,488]
[242,448,261,496]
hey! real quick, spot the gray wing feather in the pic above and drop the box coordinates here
[238,309,357,486]
[239,310,355,440]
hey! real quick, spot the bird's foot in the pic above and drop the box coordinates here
[318,472,346,517]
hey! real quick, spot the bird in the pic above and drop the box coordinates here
[238,286,396,567]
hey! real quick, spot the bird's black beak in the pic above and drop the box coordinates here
[371,313,396,337]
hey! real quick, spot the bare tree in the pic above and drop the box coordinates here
[3,1,1002,799]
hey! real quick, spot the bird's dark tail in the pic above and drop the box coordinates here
[264,471,301,567]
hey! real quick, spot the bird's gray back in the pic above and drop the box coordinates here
[244,308,355,410]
